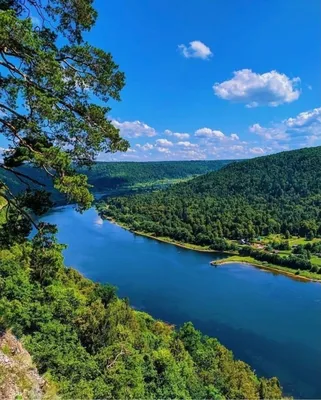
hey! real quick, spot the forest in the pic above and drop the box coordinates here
[0,235,284,399]
[104,146,321,242]
[0,160,232,201]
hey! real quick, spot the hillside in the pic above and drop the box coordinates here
[103,146,321,242]
[0,241,283,399]
[0,160,233,202]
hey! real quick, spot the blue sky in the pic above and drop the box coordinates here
[90,0,321,161]
[1,0,320,161]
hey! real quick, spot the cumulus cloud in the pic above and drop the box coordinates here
[177,141,198,148]
[179,150,206,160]
[230,133,239,140]
[250,107,321,144]
[157,147,171,154]
[178,40,212,60]
[213,69,300,107]
[285,107,321,129]
[249,147,265,155]
[164,129,190,139]
[156,138,173,147]
[111,119,157,138]
[136,143,154,151]
[249,123,288,140]
[230,145,244,152]
[195,128,225,139]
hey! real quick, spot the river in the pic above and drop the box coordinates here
[41,205,321,398]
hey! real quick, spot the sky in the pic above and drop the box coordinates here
[1,0,320,162]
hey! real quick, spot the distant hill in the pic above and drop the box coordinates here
[0,160,233,203]
[79,160,233,191]
[104,146,321,243]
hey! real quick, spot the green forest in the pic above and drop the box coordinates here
[104,146,321,242]
[0,238,284,399]
[102,146,321,278]
[0,160,232,202]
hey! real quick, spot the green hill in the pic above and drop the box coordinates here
[104,146,321,242]
[0,160,233,203]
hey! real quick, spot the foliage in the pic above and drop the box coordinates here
[270,241,291,251]
[0,160,233,206]
[239,246,314,272]
[104,146,321,245]
[0,240,285,399]
[0,0,128,244]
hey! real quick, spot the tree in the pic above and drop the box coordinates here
[0,0,128,243]
[284,230,291,239]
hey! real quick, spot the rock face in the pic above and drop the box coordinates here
[0,331,52,400]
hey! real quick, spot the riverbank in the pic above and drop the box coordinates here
[103,216,236,255]
[211,256,321,283]
[38,205,321,399]
[100,214,321,283]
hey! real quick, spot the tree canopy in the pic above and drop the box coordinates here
[0,241,285,399]
[104,146,321,243]
[0,0,128,244]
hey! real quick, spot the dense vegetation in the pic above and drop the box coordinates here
[239,246,313,272]
[0,237,284,399]
[0,160,232,202]
[81,160,233,191]
[104,146,321,244]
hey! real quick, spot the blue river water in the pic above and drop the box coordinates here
[42,205,321,398]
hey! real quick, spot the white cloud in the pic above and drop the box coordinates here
[249,147,265,155]
[136,143,154,151]
[195,128,225,139]
[105,108,321,161]
[250,107,321,144]
[165,129,190,139]
[249,123,288,140]
[121,153,141,159]
[177,141,198,148]
[156,138,173,147]
[230,145,245,152]
[174,133,190,139]
[179,150,206,160]
[178,40,212,60]
[285,107,321,129]
[157,147,171,154]
[214,69,300,107]
[111,119,157,138]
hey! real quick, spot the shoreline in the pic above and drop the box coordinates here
[211,259,321,283]
[101,214,321,284]
[104,216,235,254]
